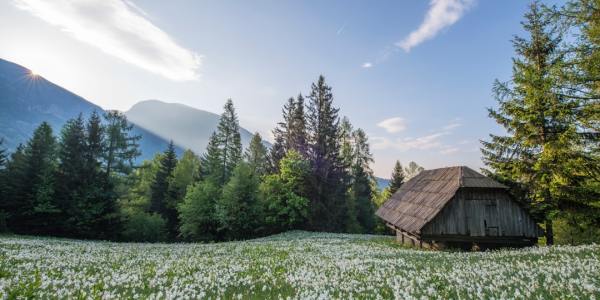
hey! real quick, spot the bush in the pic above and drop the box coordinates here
[259,175,309,233]
[554,216,600,245]
[216,162,261,240]
[121,211,168,242]
[178,180,220,241]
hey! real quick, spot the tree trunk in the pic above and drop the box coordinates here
[545,219,554,246]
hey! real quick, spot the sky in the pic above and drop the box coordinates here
[0,0,563,178]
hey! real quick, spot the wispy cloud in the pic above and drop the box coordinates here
[396,0,474,52]
[361,62,373,69]
[377,117,407,133]
[336,23,346,36]
[442,118,462,130]
[439,146,460,154]
[14,0,201,81]
[372,132,448,151]
[373,117,465,155]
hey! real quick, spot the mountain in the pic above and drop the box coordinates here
[0,58,178,161]
[125,100,256,155]
[375,177,390,191]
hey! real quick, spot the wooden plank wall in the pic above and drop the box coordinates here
[421,188,539,238]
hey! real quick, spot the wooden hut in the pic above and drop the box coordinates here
[376,166,542,249]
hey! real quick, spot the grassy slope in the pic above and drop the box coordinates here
[0,231,598,299]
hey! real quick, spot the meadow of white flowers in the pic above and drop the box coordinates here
[0,231,598,299]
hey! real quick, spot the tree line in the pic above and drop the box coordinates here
[0,111,139,239]
[0,76,381,241]
[481,0,600,245]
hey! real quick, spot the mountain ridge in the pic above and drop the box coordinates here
[0,58,179,160]
[0,58,265,161]
[124,99,256,155]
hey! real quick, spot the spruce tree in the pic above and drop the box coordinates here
[270,94,309,172]
[84,111,106,198]
[216,99,242,185]
[558,1,600,178]
[290,94,308,156]
[55,115,88,236]
[306,75,347,231]
[86,111,104,169]
[5,123,59,234]
[388,161,405,194]
[559,0,600,235]
[268,132,286,173]
[350,129,375,233]
[561,0,600,101]
[202,132,223,182]
[149,141,178,237]
[340,117,355,176]
[103,110,141,177]
[27,122,59,233]
[2,145,27,231]
[280,97,296,149]
[340,117,360,232]
[481,3,582,245]
[244,133,269,176]
[85,111,120,239]
[270,98,295,171]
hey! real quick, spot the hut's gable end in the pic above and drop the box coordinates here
[421,188,540,238]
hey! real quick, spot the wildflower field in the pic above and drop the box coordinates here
[0,232,598,299]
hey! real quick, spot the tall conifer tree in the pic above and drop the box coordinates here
[268,134,286,173]
[85,112,120,239]
[306,75,347,231]
[55,115,88,236]
[388,161,405,195]
[2,145,27,230]
[202,132,223,182]
[290,94,308,156]
[350,129,375,233]
[244,133,269,176]
[149,141,178,237]
[103,110,141,177]
[7,122,58,233]
[339,117,360,232]
[481,3,583,244]
[216,99,242,185]
[270,98,295,171]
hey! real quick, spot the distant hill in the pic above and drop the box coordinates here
[375,177,390,191]
[125,99,257,155]
[0,58,178,161]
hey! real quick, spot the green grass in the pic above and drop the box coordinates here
[0,231,598,299]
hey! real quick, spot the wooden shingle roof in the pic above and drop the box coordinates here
[375,166,507,234]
